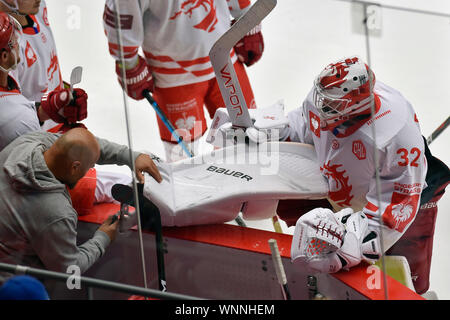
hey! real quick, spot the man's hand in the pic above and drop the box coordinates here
[40,88,88,124]
[116,55,154,100]
[135,154,163,184]
[98,214,119,242]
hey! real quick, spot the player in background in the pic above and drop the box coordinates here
[214,56,449,294]
[0,2,133,215]
[103,0,263,161]
[0,11,85,149]
[1,0,65,131]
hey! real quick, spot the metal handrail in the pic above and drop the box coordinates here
[0,262,204,300]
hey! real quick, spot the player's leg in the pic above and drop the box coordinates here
[152,82,209,162]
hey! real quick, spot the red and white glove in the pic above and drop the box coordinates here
[290,207,381,273]
[233,21,264,66]
[116,55,154,100]
[40,88,88,124]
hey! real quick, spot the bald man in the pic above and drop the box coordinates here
[0,128,162,284]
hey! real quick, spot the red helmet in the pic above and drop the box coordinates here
[0,12,21,51]
[313,56,376,128]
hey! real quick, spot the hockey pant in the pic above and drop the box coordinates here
[152,61,255,144]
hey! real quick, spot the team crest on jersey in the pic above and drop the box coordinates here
[320,161,353,207]
[383,192,419,232]
[170,0,218,33]
[25,41,37,67]
[352,140,366,160]
[175,116,197,131]
[309,111,321,138]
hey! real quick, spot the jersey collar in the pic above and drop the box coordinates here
[331,93,381,138]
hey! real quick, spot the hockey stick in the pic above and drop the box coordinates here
[268,239,291,300]
[69,66,82,92]
[426,115,450,145]
[143,89,194,158]
[209,0,277,231]
[112,183,167,292]
[209,0,277,128]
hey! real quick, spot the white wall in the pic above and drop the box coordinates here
[46,0,449,299]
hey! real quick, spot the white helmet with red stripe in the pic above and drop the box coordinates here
[313,56,375,128]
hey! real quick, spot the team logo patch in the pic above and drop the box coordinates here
[170,0,218,33]
[320,161,353,207]
[331,139,339,150]
[175,116,197,131]
[103,5,133,29]
[352,140,366,160]
[309,111,321,138]
[383,192,419,232]
[25,41,37,67]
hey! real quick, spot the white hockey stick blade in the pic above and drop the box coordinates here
[70,66,83,90]
[209,0,277,128]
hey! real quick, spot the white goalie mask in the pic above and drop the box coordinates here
[312,56,376,128]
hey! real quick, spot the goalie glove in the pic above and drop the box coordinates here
[206,100,289,148]
[290,207,381,273]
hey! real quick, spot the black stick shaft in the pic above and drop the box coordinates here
[427,115,450,145]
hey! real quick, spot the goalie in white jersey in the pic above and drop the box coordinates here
[103,0,263,161]
[278,57,449,295]
[215,56,449,294]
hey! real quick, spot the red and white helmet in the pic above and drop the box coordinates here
[0,12,22,72]
[313,56,375,128]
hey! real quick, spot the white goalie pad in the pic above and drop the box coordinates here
[143,142,329,227]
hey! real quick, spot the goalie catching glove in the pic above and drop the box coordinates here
[290,207,381,273]
[40,88,88,124]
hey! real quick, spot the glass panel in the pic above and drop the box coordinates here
[4,0,443,300]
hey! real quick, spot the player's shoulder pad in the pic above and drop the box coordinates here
[360,81,418,148]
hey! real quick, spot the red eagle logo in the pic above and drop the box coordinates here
[170,0,218,33]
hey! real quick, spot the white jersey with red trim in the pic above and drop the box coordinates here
[103,0,251,88]
[0,78,41,151]
[11,0,63,103]
[285,81,427,250]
